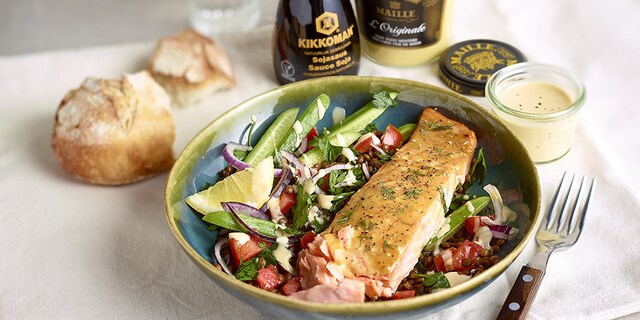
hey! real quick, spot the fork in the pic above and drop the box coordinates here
[496,172,596,320]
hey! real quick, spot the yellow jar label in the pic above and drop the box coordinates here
[357,0,444,48]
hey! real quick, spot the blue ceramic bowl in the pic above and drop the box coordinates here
[164,76,540,319]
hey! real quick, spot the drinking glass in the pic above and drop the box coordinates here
[188,0,260,34]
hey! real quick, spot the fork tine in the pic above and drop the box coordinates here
[559,176,586,235]
[549,173,576,231]
[544,172,567,230]
[568,178,596,244]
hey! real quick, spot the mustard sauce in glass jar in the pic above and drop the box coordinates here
[486,63,586,163]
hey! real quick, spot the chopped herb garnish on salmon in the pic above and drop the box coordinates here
[422,120,455,131]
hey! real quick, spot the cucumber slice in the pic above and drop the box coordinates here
[329,91,398,135]
[398,123,417,143]
[301,131,361,165]
[278,94,330,152]
[424,196,491,252]
[300,91,398,165]
[203,211,278,237]
[244,108,299,166]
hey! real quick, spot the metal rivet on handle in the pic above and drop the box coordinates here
[509,302,521,311]
[522,274,534,282]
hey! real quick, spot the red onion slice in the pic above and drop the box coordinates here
[214,238,235,277]
[362,162,371,180]
[480,215,499,226]
[311,163,352,184]
[281,150,316,181]
[222,142,253,171]
[294,137,308,156]
[222,201,270,220]
[280,150,304,173]
[371,143,389,158]
[259,169,293,212]
[488,225,516,239]
[222,202,277,242]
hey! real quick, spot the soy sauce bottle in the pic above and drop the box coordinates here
[272,0,360,84]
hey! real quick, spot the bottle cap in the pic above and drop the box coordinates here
[438,39,527,96]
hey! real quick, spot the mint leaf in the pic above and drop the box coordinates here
[310,216,331,233]
[258,244,279,266]
[418,272,451,290]
[329,168,364,194]
[291,184,316,230]
[327,191,354,213]
[371,90,398,109]
[235,245,280,280]
[313,129,342,162]
[235,257,261,281]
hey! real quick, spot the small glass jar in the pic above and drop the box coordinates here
[486,63,586,163]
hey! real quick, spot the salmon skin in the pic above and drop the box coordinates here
[295,107,478,302]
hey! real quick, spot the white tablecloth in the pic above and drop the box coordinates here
[1,1,639,319]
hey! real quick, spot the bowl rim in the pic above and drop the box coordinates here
[164,76,541,315]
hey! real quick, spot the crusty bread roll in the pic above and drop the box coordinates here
[52,71,175,185]
[147,28,235,108]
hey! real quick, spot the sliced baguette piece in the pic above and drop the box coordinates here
[147,28,235,108]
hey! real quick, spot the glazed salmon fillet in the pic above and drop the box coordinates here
[293,108,478,302]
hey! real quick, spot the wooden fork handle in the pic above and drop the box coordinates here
[496,266,545,320]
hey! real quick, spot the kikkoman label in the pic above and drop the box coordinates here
[296,11,358,77]
[298,13,356,49]
[272,0,360,84]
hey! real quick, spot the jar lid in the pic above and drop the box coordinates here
[438,39,527,96]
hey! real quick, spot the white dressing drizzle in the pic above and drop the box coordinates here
[473,226,493,249]
[307,206,323,225]
[293,120,303,135]
[341,147,356,162]
[228,232,250,245]
[332,107,345,125]
[465,200,475,213]
[335,133,348,147]
[274,236,295,274]
[304,179,316,194]
[317,194,334,210]
[317,99,326,119]
[334,169,357,188]
[267,197,283,223]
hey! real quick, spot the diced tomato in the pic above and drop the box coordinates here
[451,240,482,271]
[434,248,453,272]
[306,127,319,141]
[229,234,269,265]
[380,124,403,151]
[435,241,482,272]
[354,133,379,153]
[300,231,316,249]
[391,290,416,300]
[464,215,494,234]
[465,216,484,234]
[256,265,282,291]
[280,276,303,296]
[278,187,297,214]
[305,127,319,152]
